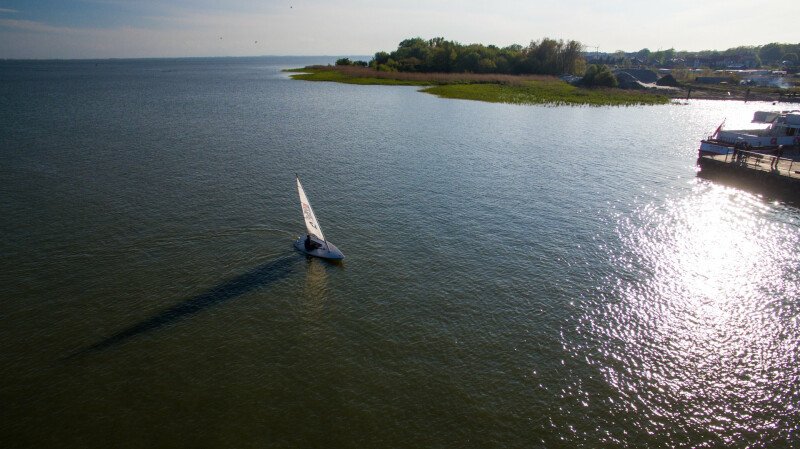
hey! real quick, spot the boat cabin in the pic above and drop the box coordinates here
[715,110,800,148]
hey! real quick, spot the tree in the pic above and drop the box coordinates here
[398,57,423,72]
[428,44,457,72]
[368,36,585,76]
[373,51,390,65]
[477,58,497,73]
[561,40,584,75]
[335,58,352,66]
[581,64,618,87]
[759,43,784,65]
[455,51,481,73]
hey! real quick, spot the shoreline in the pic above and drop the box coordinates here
[287,65,799,106]
[287,66,670,106]
[667,87,799,103]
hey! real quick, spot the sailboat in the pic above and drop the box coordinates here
[293,175,345,260]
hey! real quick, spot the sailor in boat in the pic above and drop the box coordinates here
[304,234,322,251]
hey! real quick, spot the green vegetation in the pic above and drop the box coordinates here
[335,58,368,67]
[602,42,800,69]
[757,43,799,65]
[422,81,667,106]
[581,65,618,88]
[289,35,800,105]
[288,66,669,106]
[289,66,428,86]
[370,37,584,75]
[352,37,800,73]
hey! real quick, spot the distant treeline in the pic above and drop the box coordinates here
[594,43,800,68]
[356,37,585,76]
[676,43,799,66]
[337,38,800,77]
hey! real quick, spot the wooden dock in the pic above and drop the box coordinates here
[700,150,800,180]
[697,148,800,204]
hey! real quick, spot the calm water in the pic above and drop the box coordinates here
[1,57,799,448]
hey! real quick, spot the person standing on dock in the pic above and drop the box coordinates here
[772,146,784,171]
[734,142,745,164]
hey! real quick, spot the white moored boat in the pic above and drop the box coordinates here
[699,110,800,155]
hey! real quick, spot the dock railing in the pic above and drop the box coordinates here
[704,149,798,178]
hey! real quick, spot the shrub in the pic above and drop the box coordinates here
[581,64,618,87]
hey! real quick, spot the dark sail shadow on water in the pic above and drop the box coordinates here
[66,255,298,359]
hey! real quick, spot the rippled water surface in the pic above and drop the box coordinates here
[1,57,799,448]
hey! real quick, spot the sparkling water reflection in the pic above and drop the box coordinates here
[575,182,800,447]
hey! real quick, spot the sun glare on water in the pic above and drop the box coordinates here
[576,181,800,446]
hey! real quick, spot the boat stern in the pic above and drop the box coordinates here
[294,236,345,260]
[699,139,734,156]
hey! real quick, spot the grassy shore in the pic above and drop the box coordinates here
[287,66,670,106]
[287,67,428,86]
[420,81,668,106]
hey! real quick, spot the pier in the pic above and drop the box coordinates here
[697,148,800,204]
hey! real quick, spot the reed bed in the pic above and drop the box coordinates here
[295,65,554,86]
[288,65,670,106]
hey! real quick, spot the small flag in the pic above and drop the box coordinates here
[713,119,725,138]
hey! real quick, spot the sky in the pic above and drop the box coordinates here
[0,0,798,59]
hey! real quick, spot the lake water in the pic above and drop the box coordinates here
[1,57,799,448]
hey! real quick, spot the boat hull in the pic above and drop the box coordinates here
[699,139,734,156]
[294,235,344,260]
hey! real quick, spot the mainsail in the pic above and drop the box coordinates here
[296,176,325,241]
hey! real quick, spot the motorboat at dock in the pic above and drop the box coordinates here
[699,110,800,156]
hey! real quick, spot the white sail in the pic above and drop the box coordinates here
[296,176,325,241]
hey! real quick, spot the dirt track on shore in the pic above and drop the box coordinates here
[666,86,800,103]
